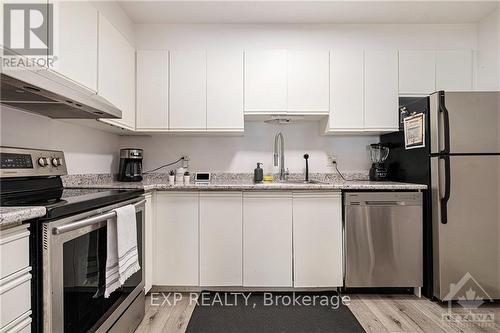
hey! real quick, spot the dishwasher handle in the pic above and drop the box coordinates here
[363,201,411,206]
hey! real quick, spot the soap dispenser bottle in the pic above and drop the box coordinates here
[254,163,263,183]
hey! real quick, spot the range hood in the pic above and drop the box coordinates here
[0,72,121,119]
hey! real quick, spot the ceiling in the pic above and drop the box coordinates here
[118,0,499,24]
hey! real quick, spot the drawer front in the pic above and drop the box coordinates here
[0,227,30,280]
[0,310,31,333]
[0,271,32,330]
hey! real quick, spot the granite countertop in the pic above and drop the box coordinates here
[63,173,427,191]
[0,206,46,229]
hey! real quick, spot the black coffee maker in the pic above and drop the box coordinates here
[118,148,143,182]
[369,143,390,181]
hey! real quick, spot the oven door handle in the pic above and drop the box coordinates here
[52,199,146,235]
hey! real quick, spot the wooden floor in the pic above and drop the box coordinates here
[135,293,500,333]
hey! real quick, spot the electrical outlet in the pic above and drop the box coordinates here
[327,154,337,165]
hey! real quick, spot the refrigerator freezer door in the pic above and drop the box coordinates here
[430,91,500,154]
[431,155,500,300]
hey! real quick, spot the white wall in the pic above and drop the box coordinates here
[135,23,476,50]
[93,1,136,46]
[120,122,377,174]
[0,106,120,174]
[477,8,500,90]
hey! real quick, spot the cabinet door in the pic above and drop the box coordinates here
[144,193,154,293]
[199,192,243,286]
[136,50,168,129]
[169,51,206,130]
[364,50,399,130]
[244,50,287,112]
[436,50,473,91]
[399,50,436,95]
[243,192,292,287]
[207,51,244,131]
[155,192,199,286]
[98,13,135,130]
[329,50,364,130]
[293,192,343,287]
[287,50,329,113]
[51,0,98,92]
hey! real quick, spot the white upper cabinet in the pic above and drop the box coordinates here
[169,51,207,130]
[244,50,329,114]
[364,50,399,130]
[244,50,288,112]
[136,50,168,130]
[328,50,364,130]
[98,13,136,130]
[436,50,473,91]
[287,51,329,113]
[207,51,244,131]
[50,0,98,92]
[399,50,436,95]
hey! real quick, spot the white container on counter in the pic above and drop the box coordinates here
[184,175,190,185]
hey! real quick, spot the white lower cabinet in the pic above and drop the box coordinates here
[0,225,32,331]
[243,192,293,287]
[199,192,243,286]
[152,190,343,288]
[154,192,199,286]
[292,192,343,287]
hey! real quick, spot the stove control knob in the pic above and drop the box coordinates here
[51,158,61,167]
[38,157,48,167]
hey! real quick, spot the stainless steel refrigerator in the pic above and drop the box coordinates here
[382,91,499,300]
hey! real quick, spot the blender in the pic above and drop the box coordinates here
[369,143,390,181]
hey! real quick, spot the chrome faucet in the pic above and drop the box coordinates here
[273,132,288,181]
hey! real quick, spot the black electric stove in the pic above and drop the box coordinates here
[1,147,146,333]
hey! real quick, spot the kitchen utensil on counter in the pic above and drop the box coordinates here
[369,143,389,181]
[254,163,264,183]
[175,167,185,184]
[303,154,309,182]
[118,148,143,182]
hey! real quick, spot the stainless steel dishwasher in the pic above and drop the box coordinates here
[344,192,423,288]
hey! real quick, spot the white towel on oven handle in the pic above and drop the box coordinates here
[104,204,141,298]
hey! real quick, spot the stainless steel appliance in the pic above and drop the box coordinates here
[0,147,145,332]
[1,73,121,119]
[345,192,423,288]
[118,148,143,182]
[382,91,500,300]
[368,143,390,181]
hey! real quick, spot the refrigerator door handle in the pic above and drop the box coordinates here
[438,91,451,154]
[439,155,451,224]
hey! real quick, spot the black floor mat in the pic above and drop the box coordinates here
[186,291,365,333]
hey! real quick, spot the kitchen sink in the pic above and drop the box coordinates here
[276,179,327,184]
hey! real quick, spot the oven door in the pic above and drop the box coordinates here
[42,197,145,333]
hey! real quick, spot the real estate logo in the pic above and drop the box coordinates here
[441,272,495,328]
[2,3,56,69]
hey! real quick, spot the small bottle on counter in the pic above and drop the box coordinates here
[184,171,190,185]
[168,170,175,185]
[254,162,263,183]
